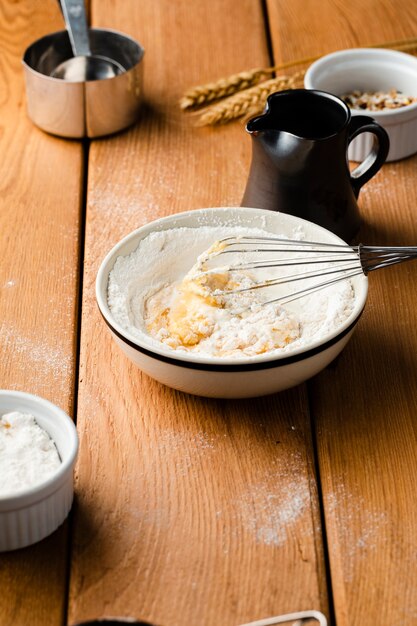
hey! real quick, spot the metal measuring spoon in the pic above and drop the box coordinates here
[52,0,124,81]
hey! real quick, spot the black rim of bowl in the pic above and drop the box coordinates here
[100,307,364,373]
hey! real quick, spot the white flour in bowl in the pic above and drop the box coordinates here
[107,226,356,358]
[0,412,61,496]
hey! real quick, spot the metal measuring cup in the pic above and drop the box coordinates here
[22,28,144,138]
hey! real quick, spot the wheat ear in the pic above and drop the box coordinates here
[196,71,304,126]
[180,67,273,110]
[181,37,417,115]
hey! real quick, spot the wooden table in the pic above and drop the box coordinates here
[1,1,417,624]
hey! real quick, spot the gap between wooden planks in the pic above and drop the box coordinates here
[266,0,417,624]
[0,1,84,626]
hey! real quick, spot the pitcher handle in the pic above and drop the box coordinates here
[348,115,390,196]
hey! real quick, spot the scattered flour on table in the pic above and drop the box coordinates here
[228,452,314,548]
[326,485,390,546]
[0,412,61,496]
[236,479,309,546]
[107,225,356,358]
[0,323,72,384]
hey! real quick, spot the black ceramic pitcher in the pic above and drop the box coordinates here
[241,89,390,241]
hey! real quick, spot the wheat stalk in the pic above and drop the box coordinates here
[180,67,272,110]
[180,58,309,111]
[181,36,417,113]
[196,71,304,126]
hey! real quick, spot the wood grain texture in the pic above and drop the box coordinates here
[68,1,328,625]
[312,162,417,626]
[267,0,417,63]
[266,0,417,623]
[6,0,416,624]
[0,2,83,625]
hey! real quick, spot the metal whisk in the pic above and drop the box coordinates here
[201,236,417,305]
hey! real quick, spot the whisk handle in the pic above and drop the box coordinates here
[348,115,390,196]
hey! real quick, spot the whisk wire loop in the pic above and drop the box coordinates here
[202,237,417,304]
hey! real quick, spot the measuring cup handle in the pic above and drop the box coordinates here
[59,0,91,57]
[348,115,390,196]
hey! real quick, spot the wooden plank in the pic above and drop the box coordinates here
[267,0,417,62]
[0,2,84,625]
[312,161,417,625]
[266,0,417,623]
[68,1,329,624]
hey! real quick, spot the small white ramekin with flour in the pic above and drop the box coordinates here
[0,390,78,551]
[96,207,368,398]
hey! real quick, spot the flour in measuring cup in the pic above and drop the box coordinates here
[0,412,61,496]
[107,226,356,358]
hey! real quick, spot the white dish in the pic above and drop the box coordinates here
[304,47,417,161]
[96,207,368,398]
[0,390,78,551]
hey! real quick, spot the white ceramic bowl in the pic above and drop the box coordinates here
[0,390,78,551]
[304,47,417,161]
[96,207,368,399]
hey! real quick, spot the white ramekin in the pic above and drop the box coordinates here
[0,390,78,552]
[304,47,417,162]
